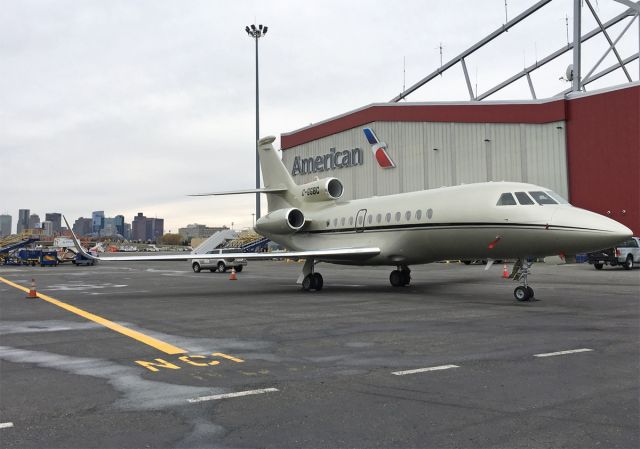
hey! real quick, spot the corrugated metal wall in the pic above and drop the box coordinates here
[282,121,569,200]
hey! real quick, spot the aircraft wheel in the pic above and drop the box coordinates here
[594,263,604,270]
[192,262,201,273]
[235,265,243,273]
[401,271,411,286]
[526,286,534,299]
[313,273,323,291]
[514,286,530,302]
[390,270,403,287]
[302,274,314,291]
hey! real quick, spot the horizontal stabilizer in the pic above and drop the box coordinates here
[189,187,287,197]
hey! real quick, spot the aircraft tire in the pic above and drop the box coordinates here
[302,274,313,291]
[235,265,243,272]
[526,286,534,299]
[390,270,403,287]
[401,271,411,286]
[514,286,530,301]
[594,263,604,270]
[313,273,323,291]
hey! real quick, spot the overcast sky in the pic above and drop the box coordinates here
[1,0,637,233]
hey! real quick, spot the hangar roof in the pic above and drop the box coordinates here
[280,82,638,150]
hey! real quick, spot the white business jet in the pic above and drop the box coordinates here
[65,135,632,301]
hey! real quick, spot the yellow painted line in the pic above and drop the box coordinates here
[0,276,187,355]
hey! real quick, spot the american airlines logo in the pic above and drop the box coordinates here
[363,128,395,169]
[291,147,363,176]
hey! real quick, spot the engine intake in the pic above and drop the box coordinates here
[255,208,305,235]
[299,177,344,202]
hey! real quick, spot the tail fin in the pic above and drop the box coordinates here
[257,136,299,211]
[188,136,300,212]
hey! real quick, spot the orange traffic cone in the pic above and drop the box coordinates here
[229,268,237,281]
[27,278,38,298]
[502,264,509,279]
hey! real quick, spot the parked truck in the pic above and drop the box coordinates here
[587,237,639,270]
[16,249,59,267]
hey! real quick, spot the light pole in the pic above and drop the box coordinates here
[251,213,256,228]
[245,23,268,220]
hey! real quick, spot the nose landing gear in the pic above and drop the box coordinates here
[510,259,535,301]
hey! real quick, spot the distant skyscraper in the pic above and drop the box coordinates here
[28,214,40,229]
[0,214,11,237]
[73,217,93,236]
[92,211,105,234]
[124,223,131,240]
[146,218,164,242]
[114,215,125,236]
[17,209,30,233]
[132,213,147,241]
[45,213,62,234]
[42,221,53,236]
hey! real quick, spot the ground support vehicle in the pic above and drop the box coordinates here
[587,237,639,270]
[191,248,248,273]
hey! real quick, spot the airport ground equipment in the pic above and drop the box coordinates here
[587,237,639,270]
[16,249,59,267]
[191,229,238,254]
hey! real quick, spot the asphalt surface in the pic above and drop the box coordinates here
[0,259,638,449]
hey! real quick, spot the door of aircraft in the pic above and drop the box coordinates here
[355,209,367,233]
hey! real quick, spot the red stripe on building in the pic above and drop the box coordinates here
[281,100,566,150]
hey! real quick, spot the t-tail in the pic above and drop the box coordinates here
[189,136,345,235]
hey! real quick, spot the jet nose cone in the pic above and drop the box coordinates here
[552,208,633,253]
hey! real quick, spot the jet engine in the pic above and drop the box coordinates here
[255,207,306,235]
[299,177,344,202]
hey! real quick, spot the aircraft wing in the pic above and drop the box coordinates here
[63,216,379,262]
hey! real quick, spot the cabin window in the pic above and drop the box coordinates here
[349,217,354,226]
[515,192,534,205]
[395,212,401,222]
[326,220,330,227]
[357,215,363,225]
[405,211,411,220]
[529,191,557,205]
[376,213,382,223]
[427,208,433,219]
[333,218,338,227]
[386,213,391,223]
[367,215,373,224]
[496,193,517,206]
[341,217,345,226]
[415,209,422,220]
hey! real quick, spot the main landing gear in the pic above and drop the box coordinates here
[510,258,535,301]
[300,259,323,291]
[389,265,411,287]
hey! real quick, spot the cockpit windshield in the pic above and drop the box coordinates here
[545,190,569,204]
[528,191,557,205]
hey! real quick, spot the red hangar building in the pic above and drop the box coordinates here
[280,82,639,235]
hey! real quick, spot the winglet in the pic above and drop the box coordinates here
[63,216,98,260]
